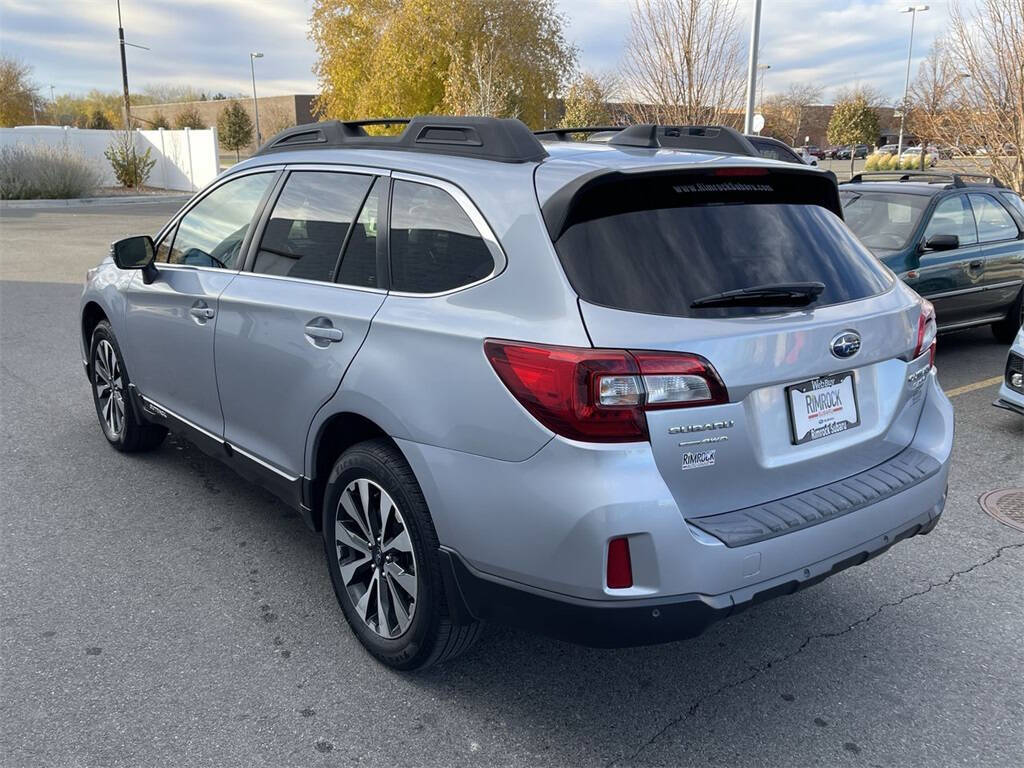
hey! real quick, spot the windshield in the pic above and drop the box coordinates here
[839,190,930,250]
[555,202,892,318]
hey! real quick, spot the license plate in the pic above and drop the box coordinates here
[786,371,860,445]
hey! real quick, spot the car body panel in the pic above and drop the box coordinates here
[121,265,236,434]
[215,274,387,477]
[577,284,930,517]
[398,371,951,601]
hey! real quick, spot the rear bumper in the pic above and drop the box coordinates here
[441,486,945,647]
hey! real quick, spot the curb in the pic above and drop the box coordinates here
[1,194,191,210]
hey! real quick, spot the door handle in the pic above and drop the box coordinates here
[304,317,343,347]
[968,259,983,270]
[189,301,215,323]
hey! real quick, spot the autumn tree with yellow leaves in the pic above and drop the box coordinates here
[309,0,576,127]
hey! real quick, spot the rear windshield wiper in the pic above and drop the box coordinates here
[690,282,825,309]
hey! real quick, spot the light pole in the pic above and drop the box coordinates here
[250,52,263,146]
[743,0,763,134]
[896,5,929,157]
[758,64,771,109]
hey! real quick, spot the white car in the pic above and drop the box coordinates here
[901,146,937,167]
[993,325,1024,416]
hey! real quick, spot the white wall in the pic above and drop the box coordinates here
[0,126,220,193]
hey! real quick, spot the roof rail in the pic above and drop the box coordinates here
[255,116,548,164]
[847,170,1006,188]
[608,124,759,157]
[534,126,627,141]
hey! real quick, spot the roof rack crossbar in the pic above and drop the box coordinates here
[608,124,759,157]
[254,116,548,164]
[533,126,627,141]
[848,170,1005,188]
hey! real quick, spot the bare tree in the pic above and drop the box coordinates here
[445,38,519,118]
[760,82,823,146]
[620,0,746,125]
[908,42,958,170]
[941,0,1023,192]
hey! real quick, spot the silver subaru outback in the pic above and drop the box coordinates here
[80,118,953,670]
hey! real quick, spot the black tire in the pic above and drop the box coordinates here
[991,289,1023,344]
[89,321,167,453]
[322,439,483,670]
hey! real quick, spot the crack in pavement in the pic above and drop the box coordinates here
[607,541,1024,768]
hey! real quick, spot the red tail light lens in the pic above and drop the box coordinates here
[606,537,633,589]
[914,300,937,367]
[484,340,728,442]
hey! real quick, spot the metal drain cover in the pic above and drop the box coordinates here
[980,488,1024,532]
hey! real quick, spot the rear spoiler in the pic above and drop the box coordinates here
[541,165,843,241]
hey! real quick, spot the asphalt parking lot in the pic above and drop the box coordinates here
[1,201,1022,767]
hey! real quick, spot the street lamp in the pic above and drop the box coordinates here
[896,5,929,157]
[250,52,263,146]
[758,64,771,109]
[743,0,763,134]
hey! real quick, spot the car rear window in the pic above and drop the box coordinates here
[554,177,893,318]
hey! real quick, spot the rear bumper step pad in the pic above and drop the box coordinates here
[688,447,942,548]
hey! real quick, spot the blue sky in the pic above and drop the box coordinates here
[0,0,953,105]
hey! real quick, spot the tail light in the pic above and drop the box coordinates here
[914,300,937,367]
[484,340,728,442]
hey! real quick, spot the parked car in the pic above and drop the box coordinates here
[900,146,937,167]
[840,171,1024,341]
[877,144,900,156]
[81,118,954,670]
[747,135,817,166]
[993,324,1024,416]
[836,144,870,160]
[800,144,822,158]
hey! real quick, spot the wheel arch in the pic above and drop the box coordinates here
[81,301,109,367]
[307,411,401,531]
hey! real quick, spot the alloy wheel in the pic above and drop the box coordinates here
[335,478,418,638]
[94,339,125,439]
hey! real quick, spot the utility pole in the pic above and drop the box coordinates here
[896,5,929,157]
[250,52,264,146]
[743,0,763,135]
[117,0,131,128]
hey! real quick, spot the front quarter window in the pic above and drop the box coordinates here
[168,172,274,269]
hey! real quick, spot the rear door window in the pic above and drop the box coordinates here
[555,175,892,318]
[389,180,494,293]
[253,171,372,283]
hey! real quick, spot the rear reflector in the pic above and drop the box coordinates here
[484,341,728,442]
[607,537,633,589]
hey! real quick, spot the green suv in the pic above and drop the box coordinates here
[840,172,1024,341]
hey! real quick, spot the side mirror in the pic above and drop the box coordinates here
[111,235,158,283]
[923,234,959,252]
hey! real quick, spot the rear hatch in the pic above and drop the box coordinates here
[543,163,931,519]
